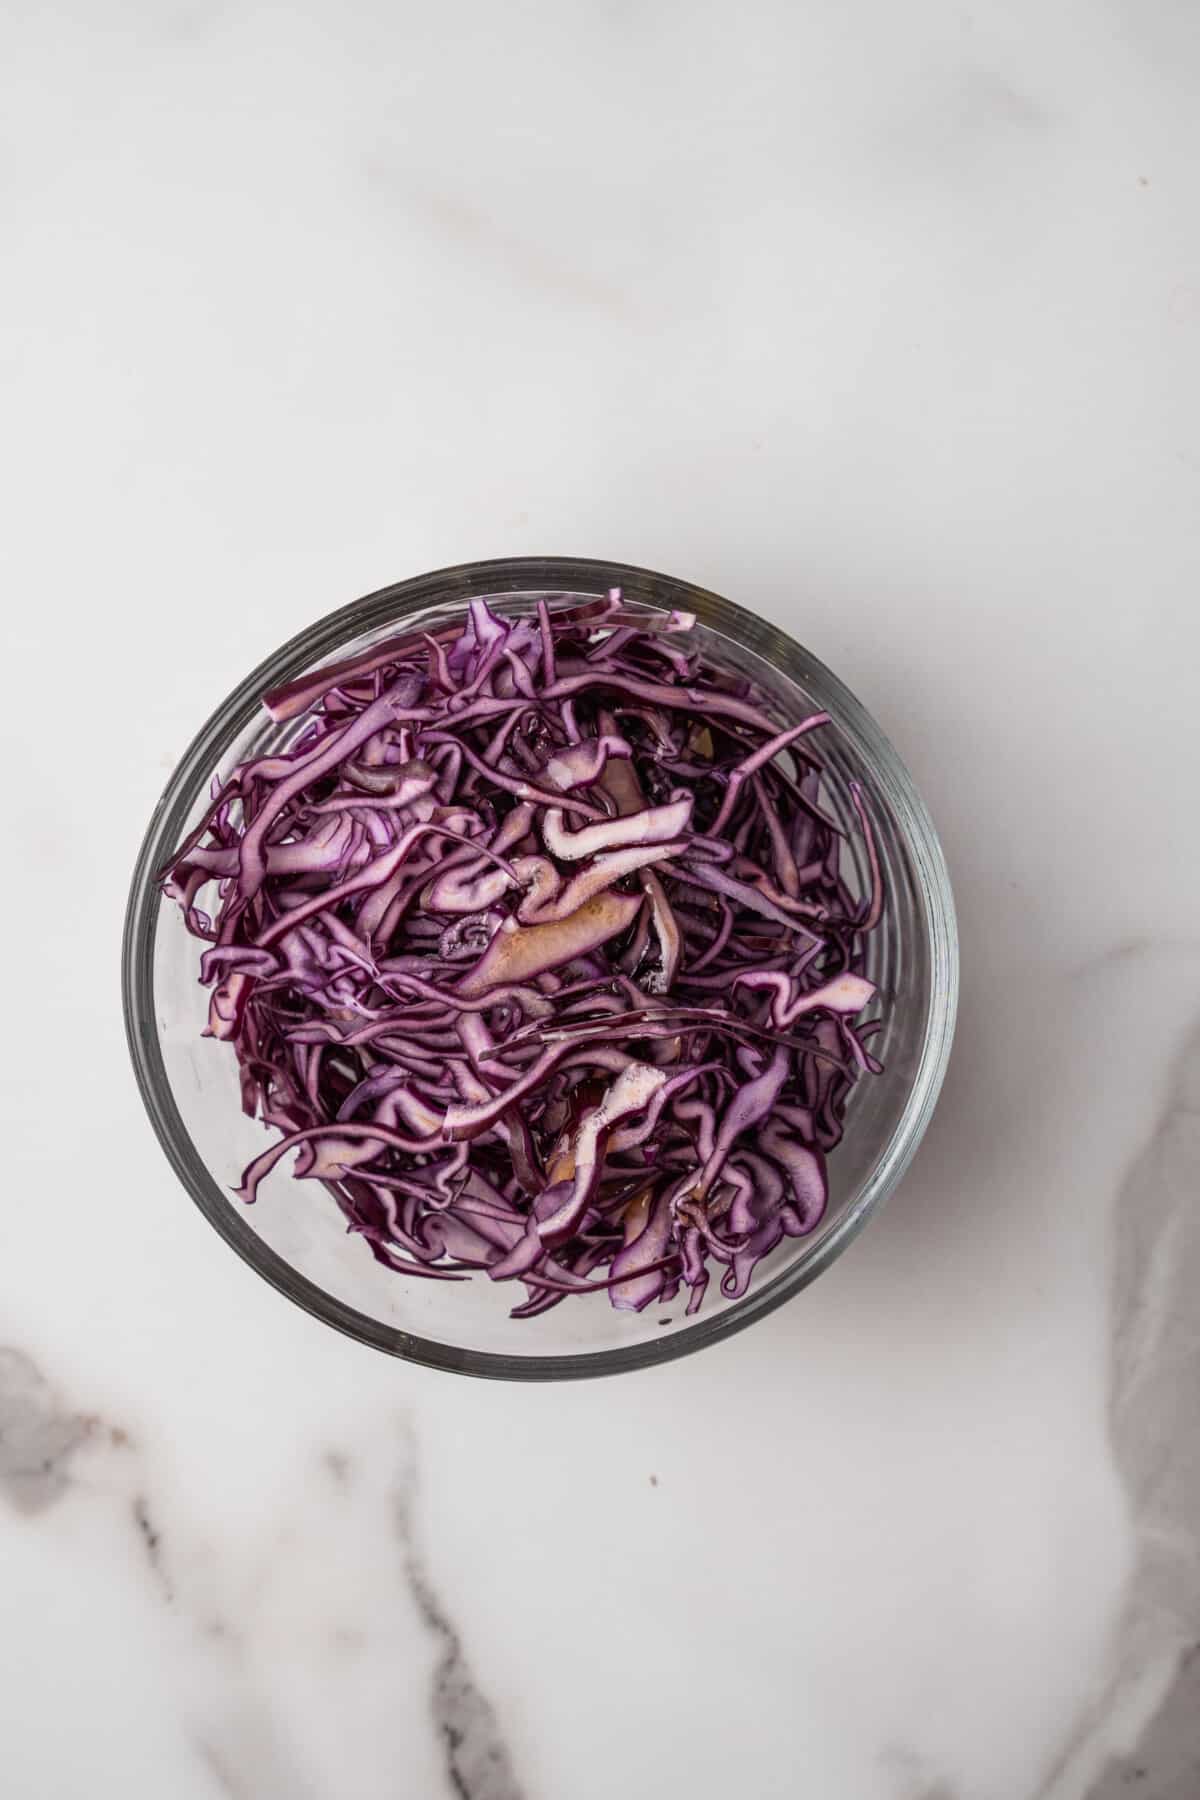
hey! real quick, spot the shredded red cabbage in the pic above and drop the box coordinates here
[162,591,885,1319]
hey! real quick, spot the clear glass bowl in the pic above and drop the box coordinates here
[123,557,958,1379]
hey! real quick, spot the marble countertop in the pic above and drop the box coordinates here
[3,3,1198,1796]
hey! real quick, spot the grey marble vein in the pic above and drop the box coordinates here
[1087,1643,1200,1799]
[1043,1017,1200,1797]
[0,1346,89,1513]
[196,1739,245,1800]
[193,1710,320,1800]
[364,161,630,319]
[132,1492,175,1603]
[395,1432,525,1800]
[880,1743,957,1800]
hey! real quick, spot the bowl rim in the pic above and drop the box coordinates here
[122,555,958,1380]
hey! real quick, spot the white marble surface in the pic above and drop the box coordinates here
[2,3,1199,1796]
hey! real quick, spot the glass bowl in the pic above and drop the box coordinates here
[123,557,958,1379]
